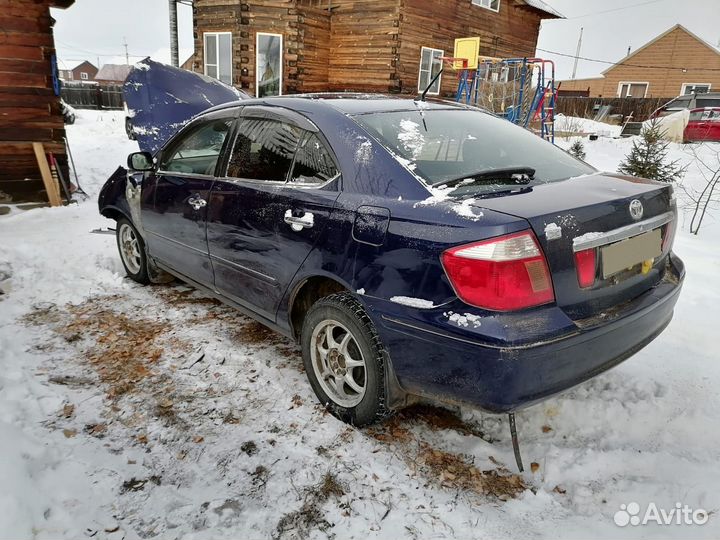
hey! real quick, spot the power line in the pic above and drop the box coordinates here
[536,47,720,72]
[547,0,667,21]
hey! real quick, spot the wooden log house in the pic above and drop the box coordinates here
[0,0,74,203]
[187,0,562,97]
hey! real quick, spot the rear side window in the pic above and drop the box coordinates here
[227,118,300,181]
[697,98,720,108]
[160,118,233,175]
[290,133,338,185]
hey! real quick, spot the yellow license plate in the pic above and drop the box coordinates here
[601,229,662,279]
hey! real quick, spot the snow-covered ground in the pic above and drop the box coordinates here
[1,112,719,539]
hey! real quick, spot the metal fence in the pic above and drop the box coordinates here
[60,82,124,110]
[555,96,673,122]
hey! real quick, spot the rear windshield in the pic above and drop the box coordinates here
[353,108,595,194]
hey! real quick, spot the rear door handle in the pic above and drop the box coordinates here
[188,196,207,210]
[284,209,314,231]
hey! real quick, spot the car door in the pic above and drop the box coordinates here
[206,107,341,321]
[141,111,236,286]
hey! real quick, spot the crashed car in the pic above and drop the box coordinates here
[123,58,251,148]
[651,92,720,142]
[99,94,684,426]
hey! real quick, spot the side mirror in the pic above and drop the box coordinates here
[127,151,154,172]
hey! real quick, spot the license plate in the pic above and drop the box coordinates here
[601,228,662,279]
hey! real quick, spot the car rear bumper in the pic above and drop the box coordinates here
[364,253,685,413]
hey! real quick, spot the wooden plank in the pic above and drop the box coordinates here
[32,142,61,206]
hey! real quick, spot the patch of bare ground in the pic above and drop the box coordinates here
[367,404,525,501]
[61,301,167,399]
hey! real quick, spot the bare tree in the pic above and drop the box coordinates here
[678,143,720,235]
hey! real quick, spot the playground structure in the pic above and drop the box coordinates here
[438,39,558,143]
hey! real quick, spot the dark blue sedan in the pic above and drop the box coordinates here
[99,95,684,426]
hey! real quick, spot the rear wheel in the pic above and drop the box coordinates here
[301,293,390,426]
[116,218,150,284]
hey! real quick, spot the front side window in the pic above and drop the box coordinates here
[353,109,595,195]
[618,82,648,98]
[682,83,711,95]
[204,32,233,85]
[80,72,88,80]
[291,133,338,185]
[418,47,443,95]
[471,0,500,11]
[160,118,233,175]
[227,118,300,181]
[256,33,283,98]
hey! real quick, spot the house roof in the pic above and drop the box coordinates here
[58,59,95,71]
[515,0,564,19]
[601,24,720,75]
[95,64,132,82]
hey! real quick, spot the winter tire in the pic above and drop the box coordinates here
[301,292,390,426]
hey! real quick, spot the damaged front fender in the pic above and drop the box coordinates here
[98,166,173,284]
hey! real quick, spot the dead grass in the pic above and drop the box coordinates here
[62,302,166,399]
[367,405,524,501]
[274,472,345,539]
[418,443,526,500]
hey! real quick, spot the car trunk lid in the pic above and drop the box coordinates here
[471,173,676,319]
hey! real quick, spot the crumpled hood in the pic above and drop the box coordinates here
[124,58,250,154]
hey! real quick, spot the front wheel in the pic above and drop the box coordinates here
[301,293,390,426]
[116,218,150,284]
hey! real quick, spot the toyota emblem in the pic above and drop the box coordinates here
[629,199,644,221]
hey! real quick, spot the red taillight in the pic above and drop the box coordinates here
[574,248,597,288]
[441,231,555,311]
[662,219,676,254]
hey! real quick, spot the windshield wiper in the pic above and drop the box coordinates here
[432,167,536,189]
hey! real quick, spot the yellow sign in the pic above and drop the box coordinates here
[453,37,481,70]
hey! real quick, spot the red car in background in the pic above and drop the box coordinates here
[651,92,720,142]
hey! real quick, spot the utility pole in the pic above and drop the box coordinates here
[169,0,179,67]
[123,37,129,65]
[571,27,583,80]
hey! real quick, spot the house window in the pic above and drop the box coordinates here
[471,0,500,12]
[80,72,88,80]
[256,33,283,97]
[204,32,233,85]
[418,47,444,95]
[681,83,711,95]
[618,82,648,98]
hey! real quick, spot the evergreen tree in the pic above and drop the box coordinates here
[568,139,586,161]
[618,123,684,183]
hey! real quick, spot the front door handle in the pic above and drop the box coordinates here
[284,209,314,231]
[188,196,207,210]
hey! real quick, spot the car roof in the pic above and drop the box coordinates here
[203,93,469,116]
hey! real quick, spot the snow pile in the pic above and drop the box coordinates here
[555,114,622,138]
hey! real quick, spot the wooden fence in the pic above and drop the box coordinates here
[60,82,124,110]
[555,96,673,122]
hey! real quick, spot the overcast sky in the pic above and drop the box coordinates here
[52,0,719,79]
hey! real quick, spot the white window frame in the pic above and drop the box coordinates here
[80,72,88,80]
[471,0,500,12]
[203,31,233,85]
[617,81,649,98]
[417,46,444,95]
[681,83,711,95]
[256,32,283,97]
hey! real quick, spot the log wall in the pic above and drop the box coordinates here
[397,0,544,96]
[189,0,551,96]
[0,0,69,202]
